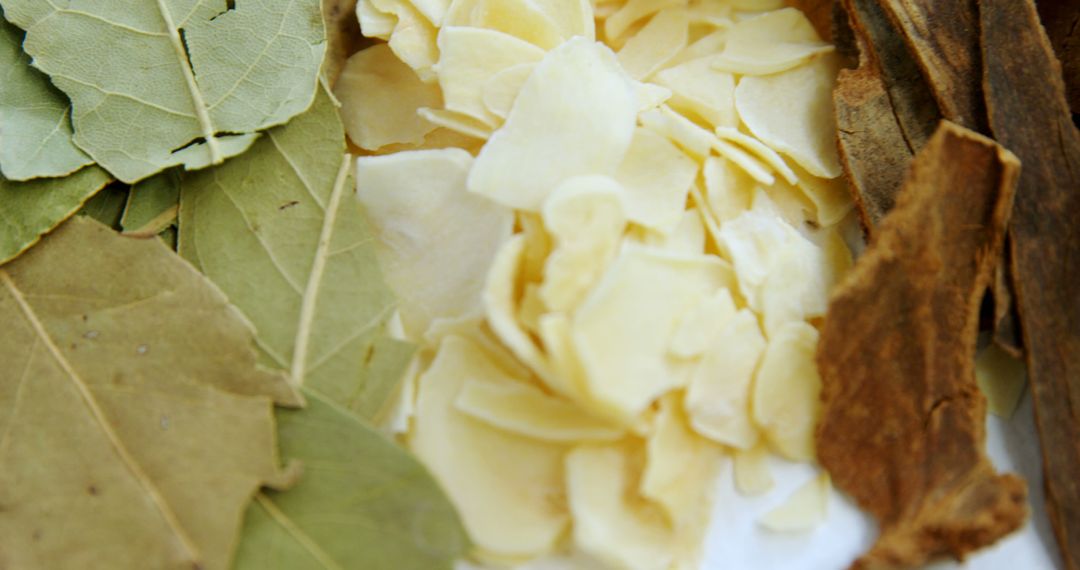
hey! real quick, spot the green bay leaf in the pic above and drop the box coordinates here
[0,0,326,183]
[234,389,469,570]
[0,217,299,570]
[0,15,92,180]
[122,169,180,236]
[0,165,110,265]
[76,181,128,230]
[179,88,468,568]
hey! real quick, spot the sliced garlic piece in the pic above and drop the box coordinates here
[444,0,565,49]
[617,8,690,80]
[753,321,821,461]
[654,56,737,129]
[411,336,569,559]
[468,38,637,211]
[435,27,547,125]
[481,63,536,120]
[758,472,830,532]
[712,8,832,75]
[733,442,774,496]
[604,0,684,40]
[370,0,440,79]
[567,443,676,570]
[735,53,842,178]
[703,155,755,223]
[335,44,440,150]
[641,396,724,525]
[670,287,738,358]
[615,127,699,234]
[418,107,495,140]
[573,246,732,421]
[356,149,514,339]
[456,379,624,442]
[715,126,798,185]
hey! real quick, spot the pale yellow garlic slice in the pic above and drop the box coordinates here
[617,8,690,80]
[444,0,565,49]
[685,309,766,449]
[753,321,821,461]
[484,234,558,383]
[335,44,439,150]
[540,175,628,314]
[976,343,1028,418]
[686,0,733,28]
[614,127,698,234]
[665,29,727,69]
[642,396,724,525]
[633,80,674,112]
[734,442,775,496]
[790,161,854,227]
[481,63,536,120]
[356,149,513,339]
[566,443,676,570]
[669,287,738,358]
[455,379,624,442]
[759,472,830,532]
[654,56,737,129]
[468,38,638,211]
[435,27,546,127]
[641,106,774,185]
[418,107,495,139]
[715,126,798,185]
[573,245,732,421]
[604,0,684,41]
[537,312,598,405]
[702,155,754,222]
[358,0,396,38]
[653,208,708,255]
[370,0,440,80]
[411,336,569,559]
[712,8,832,75]
[735,53,842,178]
[534,0,596,41]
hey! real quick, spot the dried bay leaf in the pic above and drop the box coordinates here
[121,170,180,237]
[179,88,412,419]
[0,15,91,180]
[0,165,110,264]
[180,89,467,568]
[0,217,297,570]
[0,0,326,183]
[816,122,1026,569]
[982,1,1080,566]
[75,181,128,230]
[233,390,469,570]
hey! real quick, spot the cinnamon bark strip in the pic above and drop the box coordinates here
[816,121,1026,570]
[1036,0,1080,116]
[982,0,1080,567]
[834,0,940,230]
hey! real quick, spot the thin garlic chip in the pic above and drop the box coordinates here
[540,175,628,314]
[334,44,440,150]
[715,126,798,185]
[604,0,684,41]
[358,0,396,38]
[642,396,724,526]
[686,0,733,27]
[537,312,598,404]
[703,155,754,222]
[653,208,708,255]
[409,0,452,26]
[567,443,676,570]
[617,8,690,80]
[633,81,674,112]
[654,56,737,129]
[684,309,766,449]
[444,0,565,49]
[615,127,698,234]
[734,442,775,496]
[356,149,514,339]
[758,473,830,532]
[468,38,637,211]
[641,106,774,185]
[535,0,596,41]
[670,287,738,358]
[482,63,536,120]
[573,246,732,421]
[484,235,558,383]
[716,196,832,334]
[371,0,440,79]
[975,343,1028,418]
[726,0,785,9]
[518,282,545,334]
[411,336,569,559]
[791,161,853,227]
[735,53,842,178]
[436,27,547,125]
[455,379,624,442]
[418,107,494,139]
[712,8,832,75]
[753,321,821,461]
[666,29,727,69]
